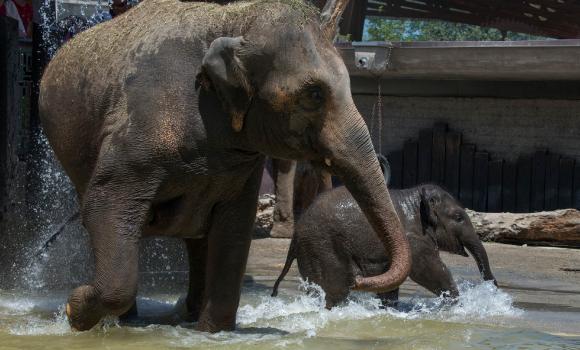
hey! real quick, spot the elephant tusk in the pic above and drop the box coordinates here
[325,157,332,167]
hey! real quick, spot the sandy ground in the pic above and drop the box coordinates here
[246,239,580,314]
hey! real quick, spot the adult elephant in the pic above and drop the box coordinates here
[39,0,410,333]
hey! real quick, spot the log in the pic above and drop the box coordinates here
[467,209,580,247]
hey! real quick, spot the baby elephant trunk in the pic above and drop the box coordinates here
[463,233,498,286]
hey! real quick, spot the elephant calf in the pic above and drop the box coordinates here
[272,182,497,308]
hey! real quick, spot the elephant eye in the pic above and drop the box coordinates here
[300,86,325,111]
[310,88,322,102]
[454,213,464,223]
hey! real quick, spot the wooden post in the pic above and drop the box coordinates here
[531,149,547,212]
[516,156,532,213]
[558,158,574,209]
[473,152,489,212]
[459,144,475,209]
[431,123,447,185]
[502,162,517,212]
[444,131,461,197]
[574,161,580,210]
[403,140,418,188]
[487,160,503,212]
[544,153,560,210]
[417,129,432,184]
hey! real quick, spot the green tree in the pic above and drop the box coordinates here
[364,17,545,41]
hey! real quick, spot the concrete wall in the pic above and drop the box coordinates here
[354,95,580,163]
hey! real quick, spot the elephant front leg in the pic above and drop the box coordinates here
[184,237,208,322]
[196,200,257,332]
[66,176,158,331]
[410,243,459,300]
[196,170,262,332]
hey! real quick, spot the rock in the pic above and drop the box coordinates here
[254,194,276,238]
[466,209,580,247]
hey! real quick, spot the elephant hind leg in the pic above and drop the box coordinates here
[320,259,352,309]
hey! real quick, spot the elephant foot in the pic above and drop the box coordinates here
[195,315,236,333]
[66,284,136,331]
[66,285,103,331]
[270,221,294,238]
[173,296,201,323]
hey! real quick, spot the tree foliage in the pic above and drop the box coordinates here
[364,17,545,41]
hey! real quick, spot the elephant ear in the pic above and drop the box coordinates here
[419,188,438,244]
[200,36,253,132]
[320,0,351,41]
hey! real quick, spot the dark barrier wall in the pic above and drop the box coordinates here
[355,93,580,212]
[1,17,22,226]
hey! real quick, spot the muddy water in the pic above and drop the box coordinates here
[0,280,578,350]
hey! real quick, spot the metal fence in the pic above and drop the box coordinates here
[0,17,37,227]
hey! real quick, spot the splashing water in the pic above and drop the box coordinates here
[387,279,523,322]
[237,279,522,338]
[0,279,521,338]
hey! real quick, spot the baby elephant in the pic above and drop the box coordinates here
[272,181,497,308]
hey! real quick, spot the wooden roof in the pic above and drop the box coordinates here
[340,0,580,40]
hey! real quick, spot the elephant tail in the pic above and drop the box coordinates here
[271,234,298,297]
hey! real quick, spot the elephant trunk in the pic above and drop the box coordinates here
[462,229,498,286]
[320,105,411,293]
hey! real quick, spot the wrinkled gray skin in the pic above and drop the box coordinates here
[39,0,410,333]
[272,173,497,307]
[270,158,332,238]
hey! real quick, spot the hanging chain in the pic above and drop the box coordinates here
[368,79,383,155]
[369,43,393,155]
[385,43,393,71]
[377,81,383,155]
